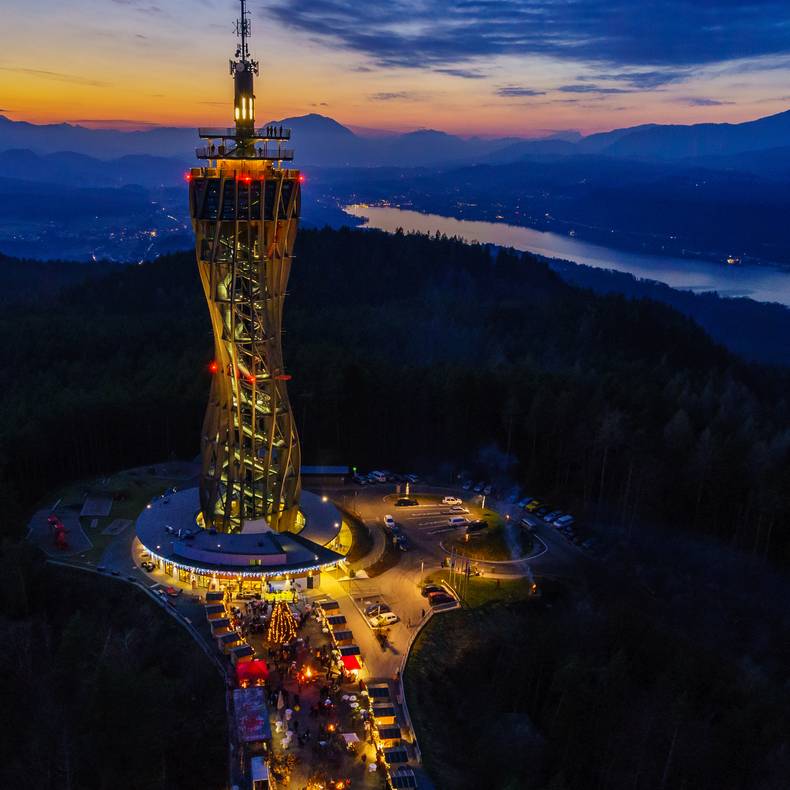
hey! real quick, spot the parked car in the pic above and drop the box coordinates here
[370,611,399,628]
[466,520,487,533]
[473,482,485,493]
[404,473,419,483]
[428,592,455,607]
[365,602,391,617]
[520,516,535,532]
[535,505,551,517]
[461,480,473,491]
[555,515,575,527]
[164,586,180,597]
[448,515,470,528]
[450,505,470,513]
[483,484,493,496]
[141,561,155,572]
[368,470,388,483]
[395,497,418,507]
[352,474,368,485]
[525,499,542,512]
[383,514,396,530]
[545,510,562,522]
[442,496,462,505]
[421,584,445,597]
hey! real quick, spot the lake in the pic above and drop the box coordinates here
[344,204,790,308]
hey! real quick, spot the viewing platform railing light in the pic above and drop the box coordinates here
[198,126,291,140]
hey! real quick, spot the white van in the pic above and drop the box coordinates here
[448,515,469,528]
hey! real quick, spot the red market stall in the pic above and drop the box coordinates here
[341,654,361,672]
[236,659,269,687]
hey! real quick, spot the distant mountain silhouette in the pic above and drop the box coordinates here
[3,107,790,172]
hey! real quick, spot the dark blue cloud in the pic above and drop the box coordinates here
[369,91,412,101]
[496,86,546,97]
[267,1,790,71]
[435,67,487,79]
[580,70,687,89]
[677,97,736,106]
[558,84,632,94]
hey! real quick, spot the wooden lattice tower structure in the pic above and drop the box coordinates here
[189,0,301,533]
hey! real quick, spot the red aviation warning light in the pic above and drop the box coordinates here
[208,360,219,374]
[184,172,192,182]
[298,174,305,183]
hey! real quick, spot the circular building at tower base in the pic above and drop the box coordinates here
[135,488,344,593]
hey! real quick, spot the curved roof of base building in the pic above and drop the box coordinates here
[136,487,343,576]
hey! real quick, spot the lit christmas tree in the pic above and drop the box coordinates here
[267,600,297,645]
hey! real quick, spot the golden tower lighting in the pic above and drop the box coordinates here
[188,0,302,533]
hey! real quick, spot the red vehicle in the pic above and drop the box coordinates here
[48,514,68,549]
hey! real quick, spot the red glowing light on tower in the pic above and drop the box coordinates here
[208,360,219,374]
[184,172,192,182]
[298,174,305,183]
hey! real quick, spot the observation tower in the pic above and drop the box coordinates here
[188,0,302,533]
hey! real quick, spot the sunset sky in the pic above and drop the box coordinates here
[3,0,790,137]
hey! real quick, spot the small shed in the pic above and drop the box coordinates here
[210,617,232,635]
[205,604,226,620]
[217,631,242,653]
[206,590,226,604]
[332,629,354,646]
[376,725,402,747]
[390,767,418,788]
[230,644,255,665]
[383,746,410,765]
[326,614,347,627]
[367,683,391,701]
[372,702,397,725]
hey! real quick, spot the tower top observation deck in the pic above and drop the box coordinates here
[196,0,293,162]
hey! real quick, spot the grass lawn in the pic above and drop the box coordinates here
[47,467,184,564]
[446,514,533,561]
[423,570,537,608]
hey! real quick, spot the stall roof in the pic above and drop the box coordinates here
[210,618,232,632]
[218,632,241,645]
[390,767,418,788]
[206,591,225,602]
[205,604,226,615]
[326,614,347,626]
[377,726,402,741]
[384,746,409,765]
[233,687,271,743]
[318,600,340,611]
[367,683,391,700]
[231,644,255,658]
[373,703,396,716]
[332,629,353,641]
[341,655,362,671]
[236,659,269,686]
[339,644,361,656]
